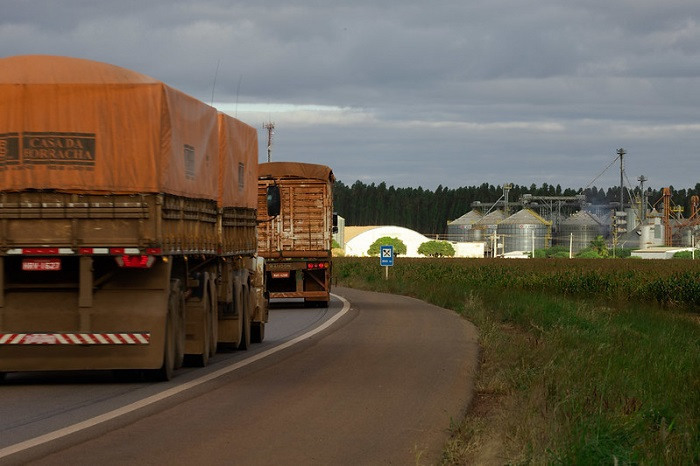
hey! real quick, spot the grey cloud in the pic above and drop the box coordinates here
[1,0,699,190]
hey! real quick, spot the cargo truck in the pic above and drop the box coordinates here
[0,55,273,381]
[257,162,335,307]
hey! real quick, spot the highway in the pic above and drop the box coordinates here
[0,287,479,465]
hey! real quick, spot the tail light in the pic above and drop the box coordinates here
[115,255,155,268]
[307,262,330,270]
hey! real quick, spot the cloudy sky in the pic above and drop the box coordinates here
[3,0,700,191]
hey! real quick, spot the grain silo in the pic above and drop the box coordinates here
[497,209,551,253]
[556,211,604,253]
[468,210,505,242]
[639,216,665,249]
[447,210,483,241]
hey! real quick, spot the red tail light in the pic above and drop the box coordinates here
[307,262,330,270]
[115,255,155,268]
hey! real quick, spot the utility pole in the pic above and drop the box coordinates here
[503,183,513,216]
[263,121,275,162]
[617,148,626,210]
[638,175,647,222]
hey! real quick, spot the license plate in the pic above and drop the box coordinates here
[22,258,62,271]
[271,271,290,279]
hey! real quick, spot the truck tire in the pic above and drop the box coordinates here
[251,321,265,343]
[170,279,186,369]
[191,288,211,367]
[238,286,251,350]
[151,311,176,382]
[208,276,218,358]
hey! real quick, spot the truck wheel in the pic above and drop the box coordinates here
[0,372,6,383]
[193,290,211,367]
[238,286,251,350]
[208,277,218,358]
[170,279,185,369]
[251,321,265,343]
[152,311,176,382]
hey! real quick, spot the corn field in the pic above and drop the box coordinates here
[334,257,700,310]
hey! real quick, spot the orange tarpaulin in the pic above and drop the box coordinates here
[0,55,257,206]
[258,162,335,183]
[218,113,258,209]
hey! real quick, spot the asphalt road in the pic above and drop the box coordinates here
[1,287,479,465]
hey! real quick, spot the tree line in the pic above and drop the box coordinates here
[333,180,700,235]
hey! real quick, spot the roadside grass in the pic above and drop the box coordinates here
[333,258,700,464]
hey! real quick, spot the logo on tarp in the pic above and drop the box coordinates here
[21,132,96,168]
[184,144,195,180]
[0,133,20,168]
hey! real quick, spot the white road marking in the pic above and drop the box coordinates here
[0,294,351,460]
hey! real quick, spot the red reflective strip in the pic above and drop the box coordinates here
[146,247,162,255]
[0,333,151,345]
[79,248,93,255]
[22,248,59,255]
[109,248,125,255]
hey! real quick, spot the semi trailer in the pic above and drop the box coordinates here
[0,55,273,380]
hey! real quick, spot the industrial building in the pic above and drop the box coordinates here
[441,187,699,258]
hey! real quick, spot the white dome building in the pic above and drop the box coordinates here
[344,226,432,257]
[343,226,484,258]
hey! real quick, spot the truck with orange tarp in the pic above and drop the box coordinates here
[257,162,335,307]
[0,55,274,380]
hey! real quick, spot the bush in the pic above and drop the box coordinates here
[615,248,635,258]
[673,251,696,259]
[534,246,570,258]
[418,240,455,257]
[576,249,603,259]
[367,237,407,256]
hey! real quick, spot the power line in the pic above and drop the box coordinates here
[582,154,619,192]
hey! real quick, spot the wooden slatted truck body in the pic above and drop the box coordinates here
[0,55,269,380]
[257,162,335,307]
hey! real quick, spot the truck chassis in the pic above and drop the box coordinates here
[0,192,267,381]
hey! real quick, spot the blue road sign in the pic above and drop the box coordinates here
[380,245,394,266]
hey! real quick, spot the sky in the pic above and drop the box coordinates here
[2,0,700,191]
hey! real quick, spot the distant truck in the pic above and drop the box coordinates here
[257,162,335,307]
[0,55,274,381]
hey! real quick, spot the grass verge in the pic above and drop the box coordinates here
[333,257,700,464]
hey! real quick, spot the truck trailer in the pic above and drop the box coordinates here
[0,55,272,381]
[257,162,335,307]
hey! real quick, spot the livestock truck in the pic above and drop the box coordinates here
[0,55,273,381]
[257,162,335,307]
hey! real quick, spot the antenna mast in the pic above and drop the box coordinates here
[263,121,275,162]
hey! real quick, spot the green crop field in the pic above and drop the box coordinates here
[333,257,700,464]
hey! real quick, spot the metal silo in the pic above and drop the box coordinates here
[497,209,551,254]
[468,210,505,242]
[556,211,604,253]
[447,210,482,241]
